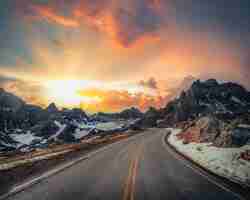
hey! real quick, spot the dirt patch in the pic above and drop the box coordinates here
[176,128,201,144]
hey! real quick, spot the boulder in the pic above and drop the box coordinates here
[32,120,59,138]
[232,124,250,146]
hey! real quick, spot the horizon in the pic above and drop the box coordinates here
[0,1,250,112]
[1,77,249,114]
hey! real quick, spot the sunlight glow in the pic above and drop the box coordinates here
[44,80,102,107]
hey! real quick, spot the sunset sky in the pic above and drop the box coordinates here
[0,0,250,112]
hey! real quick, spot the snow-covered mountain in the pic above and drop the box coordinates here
[0,89,142,153]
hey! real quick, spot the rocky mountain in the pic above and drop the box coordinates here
[46,103,58,113]
[0,89,142,153]
[168,75,196,99]
[136,107,160,128]
[92,107,143,122]
[0,88,25,112]
[160,79,250,124]
[158,79,250,147]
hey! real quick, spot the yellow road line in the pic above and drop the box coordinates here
[122,143,143,200]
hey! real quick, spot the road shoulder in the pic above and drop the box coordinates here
[162,129,250,200]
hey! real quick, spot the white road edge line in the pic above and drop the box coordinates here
[161,130,246,200]
[0,134,139,200]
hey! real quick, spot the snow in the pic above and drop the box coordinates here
[10,132,41,146]
[74,129,91,139]
[231,96,245,106]
[95,122,122,131]
[168,128,250,186]
[0,140,16,148]
[49,121,67,140]
[238,124,250,129]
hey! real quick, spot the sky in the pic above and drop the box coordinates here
[0,0,250,112]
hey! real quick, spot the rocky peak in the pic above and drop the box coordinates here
[0,88,25,112]
[205,79,218,87]
[119,107,143,119]
[46,103,58,113]
[162,79,250,125]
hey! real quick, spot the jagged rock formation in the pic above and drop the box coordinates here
[158,79,250,147]
[0,89,143,153]
[46,103,58,113]
[92,107,143,121]
[137,107,160,128]
[160,79,250,126]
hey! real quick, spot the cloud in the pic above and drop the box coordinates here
[11,0,250,93]
[139,77,158,89]
[78,87,169,112]
[30,4,80,27]
[26,0,165,47]
[0,75,47,106]
[0,75,17,85]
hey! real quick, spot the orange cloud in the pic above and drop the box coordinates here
[31,5,80,27]
[27,0,164,48]
[78,88,169,112]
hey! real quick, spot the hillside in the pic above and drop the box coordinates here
[157,79,250,147]
[0,88,141,153]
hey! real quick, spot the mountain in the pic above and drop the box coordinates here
[168,75,197,99]
[160,79,250,124]
[0,88,25,112]
[158,79,250,147]
[118,107,143,119]
[92,107,143,121]
[0,89,142,153]
[46,103,58,113]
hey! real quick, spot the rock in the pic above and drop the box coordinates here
[62,108,88,121]
[118,107,143,119]
[0,131,17,151]
[232,125,250,146]
[161,79,250,124]
[15,104,50,128]
[91,107,143,121]
[32,121,59,138]
[176,116,232,147]
[205,79,219,87]
[46,103,58,113]
[0,88,25,112]
[137,107,160,128]
[57,124,77,142]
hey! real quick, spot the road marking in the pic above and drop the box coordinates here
[123,142,143,200]
[161,131,246,200]
[0,134,145,200]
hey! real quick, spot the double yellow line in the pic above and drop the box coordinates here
[123,143,144,200]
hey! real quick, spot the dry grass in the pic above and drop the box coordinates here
[0,133,132,170]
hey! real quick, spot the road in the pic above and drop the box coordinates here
[4,129,247,200]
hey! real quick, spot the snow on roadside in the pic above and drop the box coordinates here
[9,132,41,146]
[49,121,67,141]
[167,128,250,186]
[95,122,123,131]
[74,129,91,139]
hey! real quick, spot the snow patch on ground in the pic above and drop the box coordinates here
[231,96,245,106]
[167,128,250,186]
[49,122,67,140]
[95,122,122,131]
[10,132,41,146]
[74,129,91,139]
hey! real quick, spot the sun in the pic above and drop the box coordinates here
[44,80,101,107]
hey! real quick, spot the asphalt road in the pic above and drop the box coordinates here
[4,129,248,200]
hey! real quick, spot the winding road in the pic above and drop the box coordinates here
[4,129,248,200]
